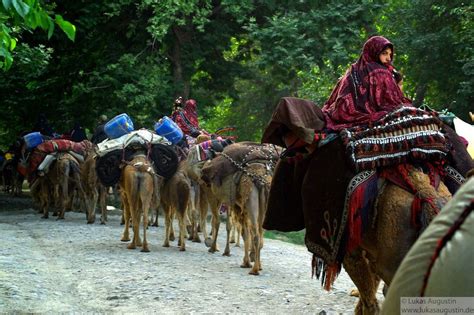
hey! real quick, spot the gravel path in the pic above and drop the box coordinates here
[0,194,382,314]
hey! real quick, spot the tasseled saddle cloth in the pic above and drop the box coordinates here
[340,106,449,172]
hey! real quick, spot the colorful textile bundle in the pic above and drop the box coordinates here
[341,106,449,172]
[27,139,92,181]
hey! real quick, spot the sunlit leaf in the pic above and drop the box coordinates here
[55,14,76,41]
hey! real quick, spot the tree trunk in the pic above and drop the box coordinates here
[171,26,191,99]
[413,84,427,107]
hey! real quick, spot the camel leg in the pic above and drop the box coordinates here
[151,206,160,227]
[235,223,241,247]
[223,208,232,257]
[240,222,251,268]
[248,188,262,275]
[178,212,186,251]
[163,206,172,247]
[169,213,176,241]
[121,195,131,242]
[99,186,107,225]
[208,201,221,253]
[141,200,150,253]
[343,248,380,315]
[199,188,210,239]
[128,208,141,249]
[86,189,98,224]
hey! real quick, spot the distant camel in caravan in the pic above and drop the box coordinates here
[160,161,192,251]
[201,142,280,275]
[120,152,162,252]
[81,150,108,224]
[31,151,84,220]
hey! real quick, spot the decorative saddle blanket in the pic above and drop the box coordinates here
[340,106,449,172]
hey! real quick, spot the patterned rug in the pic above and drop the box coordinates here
[341,106,449,172]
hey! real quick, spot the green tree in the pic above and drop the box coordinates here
[0,0,75,70]
[382,0,473,120]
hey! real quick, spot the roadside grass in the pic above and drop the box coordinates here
[264,230,305,246]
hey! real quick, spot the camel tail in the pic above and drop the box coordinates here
[131,173,142,215]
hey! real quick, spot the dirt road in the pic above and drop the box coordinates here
[0,193,381,314]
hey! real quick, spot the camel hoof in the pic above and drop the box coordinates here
[121,237,130,242]
[192,238,201,243]
[230,240,235,244]
[204,238,213,248]
[249,270,260,276]
[141,247,150,253]
[169,235,175,242]
[208,247,218,253]
[350,289,360,297]
[163,243,170,247]
[41,215,48,219]
[100,222,106,225]
[53,212,58,216]
[179,247,186,252]
[240,263,251,268]
[223,252,231,257]
[127,244,136,250]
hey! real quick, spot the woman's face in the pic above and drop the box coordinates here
[379,47,392,65]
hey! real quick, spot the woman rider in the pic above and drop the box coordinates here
[322,35,410,131]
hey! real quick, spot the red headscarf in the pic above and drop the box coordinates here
[322,36,412,131]
[171,99,200,136]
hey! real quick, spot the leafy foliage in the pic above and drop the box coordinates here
[0,0,75,70]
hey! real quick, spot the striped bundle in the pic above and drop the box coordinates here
[341,106,449,172]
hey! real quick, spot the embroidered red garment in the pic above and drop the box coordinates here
[322,36,412,131]
[171,99,200,136]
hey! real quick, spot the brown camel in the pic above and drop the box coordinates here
[32,152,83,220]
[161,161,192,251]
[202,161,272,275]
[119,154,157,252]
[81,152,107,224]
[185,147,216,243]
[343,170,451,314]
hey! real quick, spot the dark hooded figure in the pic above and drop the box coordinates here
[70,122,87,142]
[322,35,411,131]
[91,115,109,144]
[33,113,55,137]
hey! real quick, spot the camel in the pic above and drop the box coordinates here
[32,152,84,220]
[81,152,107,224]
[342,170,452,314]
[202,158,273,275]
[185,146,214,243]
[161,161,192,251]
[265,137,460,314]
[119,153,159,252]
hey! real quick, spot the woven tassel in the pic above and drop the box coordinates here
[323,264,340,291]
